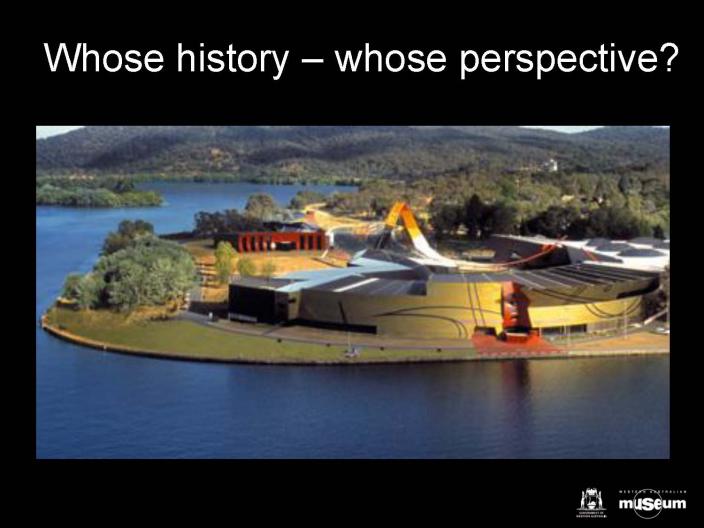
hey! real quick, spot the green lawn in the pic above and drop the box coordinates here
[45,306,474,364]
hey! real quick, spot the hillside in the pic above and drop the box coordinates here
[36,126,669,182]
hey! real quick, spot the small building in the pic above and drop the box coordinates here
[543,158,559,172]
[215,220,328,253]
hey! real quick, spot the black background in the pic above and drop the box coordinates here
[25,8,695,524]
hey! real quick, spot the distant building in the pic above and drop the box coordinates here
[543,158,559,172]
[214,217,328,253]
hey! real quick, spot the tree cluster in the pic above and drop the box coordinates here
[194,194,300,238]
[37,126,669,186]
[244,193,281,220]
[325,167,669,237]
[102,220,155,255]
[62,227,196,311]
[430,194,519,239]
[36,177,162,208]
[194,210,266,237]
[430,195,657,241]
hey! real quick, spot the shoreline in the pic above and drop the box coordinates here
[40,312,669,366]
[40,314,470,365]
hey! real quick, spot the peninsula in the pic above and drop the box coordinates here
[41,195,670,365]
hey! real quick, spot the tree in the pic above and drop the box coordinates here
[566,206,652,239]
[35,179,162,208]
[463,194,485,240]
[102,219,154,255]
[370,195,395,218]
[61,273,83,300]
[618,173,642,195]
[236,256,257,277]
[429,202,463,238]
[194,209,266,237]
[244,193,279,220]
[591,207,651,239]
[593,176,609,205]
[214,241,236,284]
[481,202,518,237]
[260,260,277,279]
[111,178,136,193]
[523,206,580,238]
[565,217,590,239]
[62,272,103,310]
[104,259,147,311]
[89,235,196,311]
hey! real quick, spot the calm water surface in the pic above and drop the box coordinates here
[36,183,669,458]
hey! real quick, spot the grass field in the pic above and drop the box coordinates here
[44,306,474,364]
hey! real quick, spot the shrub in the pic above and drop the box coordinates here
[64,232,197,312]
[102,219,155,255]
[214,241,237,284]
[62,272,104,310]
[260,260,277,279]
[236,256,257,277]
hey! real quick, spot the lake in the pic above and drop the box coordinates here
[36,182,669,458]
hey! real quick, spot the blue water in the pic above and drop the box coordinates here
[36,183,670,458]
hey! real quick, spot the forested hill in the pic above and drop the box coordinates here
[36,126,669,182]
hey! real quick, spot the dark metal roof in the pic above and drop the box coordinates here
[426,263,658,289]
[576,265,652,281]
[310,275,426,296]
[277,246,662,298]
[594,243,634,252]
[429,270,521,283]
[309,274,368,292]
[586,238,609,247]
[629,237,662,245]
[355,279,423,296]
[230,277,298,289]
[513,263,659,289]
[565,246,622,263]
[365,269,430,281]
[618,248,666,257]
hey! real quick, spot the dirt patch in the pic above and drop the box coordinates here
[471,333,563,357]
[304,203,373,231]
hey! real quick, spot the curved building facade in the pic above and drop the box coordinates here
[228,236,661,341]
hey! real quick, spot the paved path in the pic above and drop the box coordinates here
[177,309,669,355]
[177,310,473,350]
[188,283,202,303]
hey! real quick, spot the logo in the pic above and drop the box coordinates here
[618,489,687,519]
[577,488,606,518]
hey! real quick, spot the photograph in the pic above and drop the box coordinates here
[36,125,670,459]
